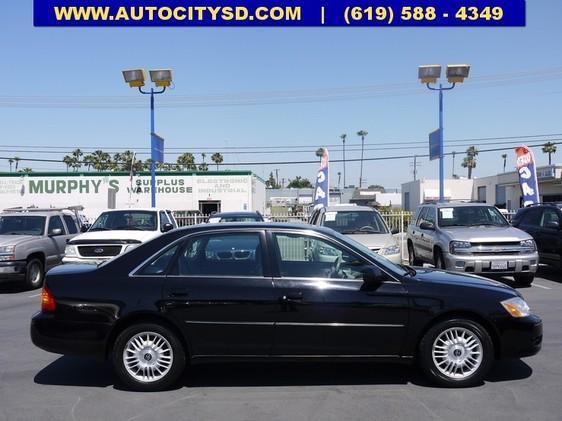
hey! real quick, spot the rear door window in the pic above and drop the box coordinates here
[48,216,65,235]
[63,215,78,234]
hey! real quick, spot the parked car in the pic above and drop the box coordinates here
[309,205,401,264]
[512,203,562,268]
[32,223,542,391]
[63,208,177,265]
[407,203,538,286]
[0,208,80,289]
[207,211,264,223]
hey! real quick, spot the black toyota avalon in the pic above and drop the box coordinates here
[31,223,542,391]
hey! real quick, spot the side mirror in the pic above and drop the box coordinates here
[390,228,399,235]
[162,223,174,232]
[419,221,435,231]
[362,266,386,285]
[49,228,63,236]
[80,225,89,233]
[546,221,560,230]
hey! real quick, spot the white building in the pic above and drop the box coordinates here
[401,179,474,211]
[0,171,266,220]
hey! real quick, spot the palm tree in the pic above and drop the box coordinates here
[62,155,73,172]
[19,168,33,174]
[461,146,479,179]
[198,153,208,171]
[8,159,14,172]
[356,130,368,188]
[340,134,347,188]
[315,148,325,162]
[13,157,20,172]
[211,152,224,171]
[177,153,196,171]
[88,150,111,171]
[542,142,557,166]
[71,149,83,172]
[501,153,507,173]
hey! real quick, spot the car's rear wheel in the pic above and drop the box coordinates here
[408,242,422,266]
[25,258,44,290]
[419,319,494,388]
[434,249,446,270]
[112,323,186,391]
[513,274,534,287]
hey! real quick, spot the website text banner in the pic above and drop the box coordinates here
[34,0,526,27]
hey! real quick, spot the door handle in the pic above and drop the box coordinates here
[281,292,303,302]
[168,289,190,298]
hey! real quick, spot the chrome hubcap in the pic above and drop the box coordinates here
[123,332,173,383]
[29,263,41,285]
[432,327,483,380]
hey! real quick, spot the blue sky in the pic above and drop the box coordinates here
[1,1,562,190]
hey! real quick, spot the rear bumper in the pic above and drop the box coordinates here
[0,260,27,282]
[30,312,109,359]
[497,314,543,359]
[443,252,538,275]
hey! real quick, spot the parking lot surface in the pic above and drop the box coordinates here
[1,268,561,421]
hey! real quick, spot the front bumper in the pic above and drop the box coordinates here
[379,252,402,265]
[443,252,538,275]
[0,260,27,282]
[62,256,109,265]
[30,312,109,359]
[497,314,542,359]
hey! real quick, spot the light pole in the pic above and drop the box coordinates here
[418,64,470,202]
[340,134,347,188]
[357,130,368,188]
[122,69,173,208]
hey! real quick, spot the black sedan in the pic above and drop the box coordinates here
[31,223,542,391]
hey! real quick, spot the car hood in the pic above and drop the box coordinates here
[439,226,531,242]
[345,233,397,249]
[68,230,160,244]
[412,268,517,295]
[0,235,39,246]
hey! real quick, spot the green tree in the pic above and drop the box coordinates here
[461,146,479,179]
[62,155,74,172]
[287,176,313,188]
[18,168,33,174]
[71,149,83,172]
[8,158,14,173]
[198,153,209,171]
[177,152,196,171]
[87,150,111,171]
[211,152,224,170]
[542,142,557,166]
[368,184,385,192]
[266,172,280,189]
[13,157,21,172]
[315,148,325,162]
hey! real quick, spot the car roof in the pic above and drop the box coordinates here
[213,212,260,217]
[324,205,376,212]
[173,222,333,235]
[422,202,495,208]
[99,208,164,213]
[1,211,64,217]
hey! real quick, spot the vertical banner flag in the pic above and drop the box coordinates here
[151,133,165,163]
[515,145,540,207]
[314,148,329,209]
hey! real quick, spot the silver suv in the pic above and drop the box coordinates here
[0,208,80,289]
[407,202,538,286]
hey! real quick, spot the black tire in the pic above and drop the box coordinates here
[24,258,44,290]
[418,319,494,388]
[112,323,186,392]
[513,274,534,287]
[434,249,446,270]
[408,242,422,266]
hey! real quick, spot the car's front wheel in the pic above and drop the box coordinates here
[25,258,44,290]
[408,242,422,266]
[419,319,494,388]
[112,323,186,391]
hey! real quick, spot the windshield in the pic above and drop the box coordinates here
[0,216,46,236]
[438,206,509,227]
[331,229,407,277]
[323,210,389,234]
[90,211,157,231]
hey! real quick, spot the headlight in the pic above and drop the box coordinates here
[65,245,77,257]
[379,245,400,256]
[501,297,531,318]
[449,240,471,254]
[0,245,16,261]
[123,244,140,253]
[520,239,536,252]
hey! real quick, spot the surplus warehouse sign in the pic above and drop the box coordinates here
[0,172,261,218]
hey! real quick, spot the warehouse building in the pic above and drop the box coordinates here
[0,171,266,220]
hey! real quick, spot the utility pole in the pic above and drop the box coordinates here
[410,155,421,181]
[340,134,347,188]
[275,168,279,188]
[452,151,456,177]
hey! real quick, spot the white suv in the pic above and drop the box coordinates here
[63,208,177,265]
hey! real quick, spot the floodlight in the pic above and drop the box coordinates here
[122,69,146,88]
[149,69,173,87]
[446,64,470,83]
[418,65,442,84]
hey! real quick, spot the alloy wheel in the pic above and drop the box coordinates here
[123,331,174,383]
[431,327,483,380]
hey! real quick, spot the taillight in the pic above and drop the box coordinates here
[41,286,56,312]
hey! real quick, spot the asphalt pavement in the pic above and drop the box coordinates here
[0,267,561,421]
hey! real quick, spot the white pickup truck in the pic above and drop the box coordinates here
[63,208,177,265]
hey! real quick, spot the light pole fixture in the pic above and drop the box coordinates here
[122,68,173,208]
[418,63,470,202]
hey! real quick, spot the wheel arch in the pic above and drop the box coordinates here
[27,251,45,266]
[414,310,501,360]
[105,312,191,360]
